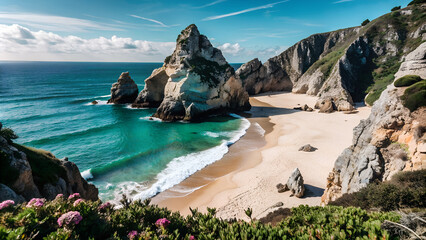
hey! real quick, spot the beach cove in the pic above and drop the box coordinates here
[153,92,371,219]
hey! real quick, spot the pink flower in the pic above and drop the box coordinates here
[26,198,45,208]
[189,236,195,240]
[73,199,84,206]
[127,230,138,239]
[0,200,15,210]
[155,218,171,228]
[57,211,83,227]
[68,193,80,200]
[55,194,64,200]
[98,202,112,211]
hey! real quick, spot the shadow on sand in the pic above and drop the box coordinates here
[302,184,325,198]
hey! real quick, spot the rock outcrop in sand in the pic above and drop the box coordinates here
[0,124,98,202]
[286,168,305,198]
[236,3,425,111]
[108,72,139,104]
[134,24,250,121]
[321,42,426,205]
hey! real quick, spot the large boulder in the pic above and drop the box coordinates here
[144,24,250,121]
[107,72,139,104]
[286,168,305,198]
[0,184,25,203]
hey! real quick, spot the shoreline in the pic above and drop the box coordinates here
[153,92,371,219]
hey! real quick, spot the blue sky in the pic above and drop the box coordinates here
[0,0,412,62]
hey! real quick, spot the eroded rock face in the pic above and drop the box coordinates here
[108,72,139,104]
[0,131,98,201]
[145,24,250,121]
[321,43,426,205]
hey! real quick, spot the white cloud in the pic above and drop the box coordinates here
[203,0,289,21]
[0,24,175,62]
[130,15,169,28]
[217,43,243,55]
[0,12,124,32]
[333,0,353,3]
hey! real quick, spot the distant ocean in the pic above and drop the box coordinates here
[0,61,248,202]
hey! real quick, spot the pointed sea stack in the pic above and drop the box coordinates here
[133,24,251,121]
[107,72,139,104]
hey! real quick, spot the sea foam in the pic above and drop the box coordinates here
[131,114,250,200]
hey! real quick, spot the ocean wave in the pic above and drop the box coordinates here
[202,131,221,138]
[132,115,250,200]
[81,169,93,180]
[139,116,162,122]
[96,94,111,98]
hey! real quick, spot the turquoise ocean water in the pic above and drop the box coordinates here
[0,62,248,202]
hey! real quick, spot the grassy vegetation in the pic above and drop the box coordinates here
[306,47,346,80]
[361,19,370,26]
[400,80,426,111]
[12,144,67,186]
[330,170,426,211]
[0,196,401,239]
[408,0,426,5]
[394,75,423,87]
[391,6,401,11]
[185,56,231,88]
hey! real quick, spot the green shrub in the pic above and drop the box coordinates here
[361,19,370,26]
[0,128,18,144]
[331,170,426,211]
[401,80,426,111]
[394,75,423,87]
[391,6,401,11]
[0,197,401,239]
[408,0,426,5]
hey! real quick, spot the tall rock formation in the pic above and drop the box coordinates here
[108,72,139,104]
[236,3,425,111]
[134,24,250,121]
[321,42,426,204]
[0,124,98,202]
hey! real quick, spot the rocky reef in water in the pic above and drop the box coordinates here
[107,72,139,104]
[0,123,98,203]
[321,41,426,204]
[236,3,426,112]
[131,24,250,121]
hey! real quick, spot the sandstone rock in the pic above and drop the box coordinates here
[286,168,305,198]
[107,72,139,104]
[0,184,25,203]
[319,99,335,113]
[132,68,169,108]
[298,144,317,152]
[151,24,250,121]
[0,131,98,201]
[394,42,426,79]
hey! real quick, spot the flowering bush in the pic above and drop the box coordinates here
[0,200,14,210]
[55,194,64,200]
[98,201,112,211]
[68,193,80,200]
[155,218,170,228]
[73,199,84,207]
[0,197,401,239]
[26,198,45,208]
[57,211,83,227]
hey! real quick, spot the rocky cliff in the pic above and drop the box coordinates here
[133,24,250,121]
[321,42,426,204]
[0,124,98,203]
[236,3,426,111]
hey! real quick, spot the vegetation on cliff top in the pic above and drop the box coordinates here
[0,195,401,240]
[394,75,423,87]
[400,79,426,111]
[330,170,426,211]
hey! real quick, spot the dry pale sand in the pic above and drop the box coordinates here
[153,92,370,220]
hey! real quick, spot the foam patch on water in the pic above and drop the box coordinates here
[125,104,149,110]
[132,115,250,200]
[253,122,266,136]
[202,131,221,138]
[81,169,93,180]
[139,116,162,122]
[85,100,109,106]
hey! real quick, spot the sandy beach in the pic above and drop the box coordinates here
[153,92,371,220]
